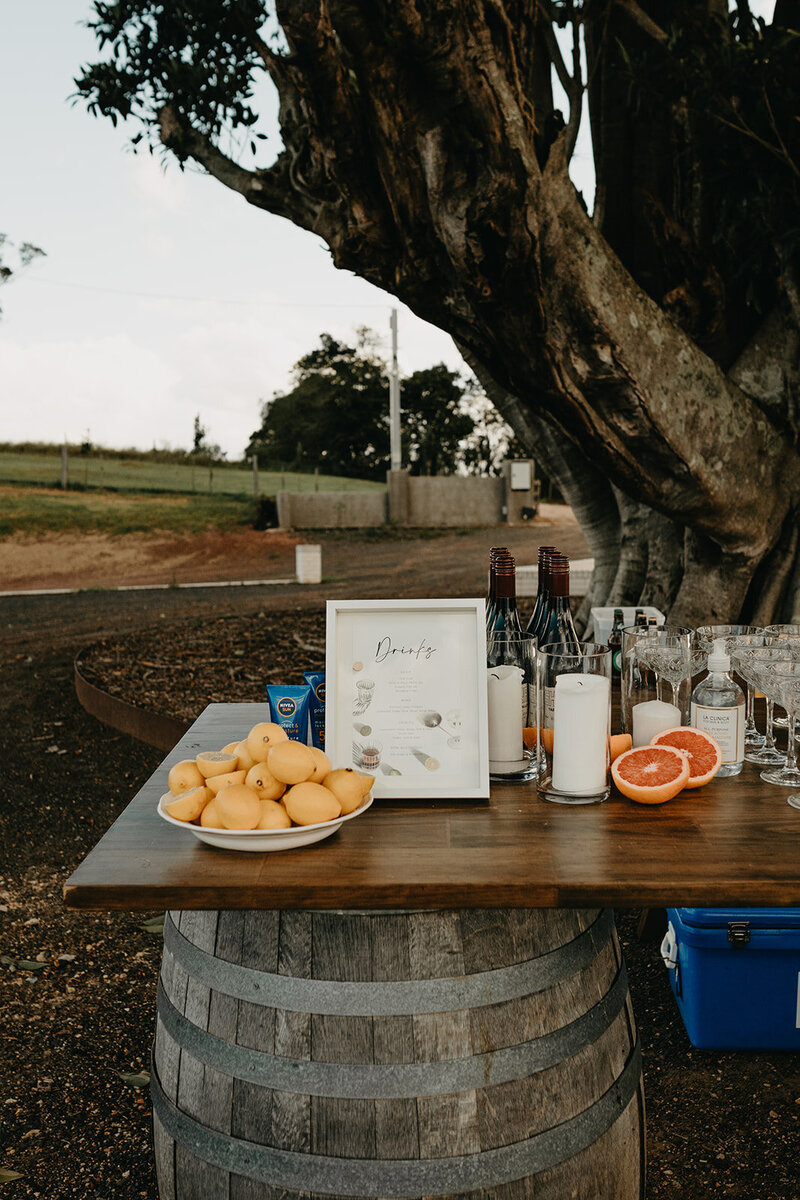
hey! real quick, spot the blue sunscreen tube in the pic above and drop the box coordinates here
[304,671,326,750]
[266,684,312,743]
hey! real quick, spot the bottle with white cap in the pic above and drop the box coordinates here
[690,638,745,776]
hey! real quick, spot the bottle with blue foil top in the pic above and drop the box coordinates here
[690,639,745,777]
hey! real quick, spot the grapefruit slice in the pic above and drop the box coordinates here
[609,733,632,763]
[649,726,722,789]
[611,745,689,805]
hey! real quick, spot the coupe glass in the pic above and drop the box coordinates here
[695,625,765,747]
[763,626,800,729]
[635,627,692,711]
[760,661,800,790]
[739,645,789,766]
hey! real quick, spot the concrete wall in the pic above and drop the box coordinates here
[277,462,538,529]
[276,490,387,529]
[389,472,504,527]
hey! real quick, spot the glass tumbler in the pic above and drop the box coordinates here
[621,626,692,742]
[536,643,611,805]
[487,631,537,782]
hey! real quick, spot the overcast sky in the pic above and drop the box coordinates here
[2,3,766,461]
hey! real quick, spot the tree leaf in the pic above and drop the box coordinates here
[119,1071,150,1088]
[0,1169,24,1183]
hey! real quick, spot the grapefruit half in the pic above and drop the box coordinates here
[611,745,690,805]
[649,726,722,788]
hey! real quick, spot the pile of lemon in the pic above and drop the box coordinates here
[162,721,371,830]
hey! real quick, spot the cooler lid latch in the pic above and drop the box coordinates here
[727,921,751,946]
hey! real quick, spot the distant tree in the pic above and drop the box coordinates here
[192,414,208,454]
[248,332,515,479]
[249,330,390,480]
[0,235,45,317]
[401,365,474,477]
[190,413,225,463]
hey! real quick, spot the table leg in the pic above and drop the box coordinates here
[151,907,645,1199]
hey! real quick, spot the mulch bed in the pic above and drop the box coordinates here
[76,610,326,724]
[2,604,799,1198]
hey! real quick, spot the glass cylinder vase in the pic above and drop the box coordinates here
[536,643,611,805]
[487,631,537,782]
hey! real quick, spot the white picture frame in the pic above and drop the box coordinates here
[325,598,489,799]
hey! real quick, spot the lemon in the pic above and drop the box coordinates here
[356,771,375,798]
[283,782,341,826]
[196,750,239,779]
[200,797,223,828]
[215,783,261,830]
[307,747,333,784]
[164,786,210,823]
[206,769,247,796]
[267,741,316,785]
[245,762,286,801]
[246,722,290,763]
[256,799,292,830]
[168,760,205,795]
[323,768,364,815]
[234,740,257,772]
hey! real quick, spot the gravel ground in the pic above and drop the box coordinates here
[2,524,799,1199]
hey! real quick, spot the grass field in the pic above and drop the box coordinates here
[0,450,384,497]
[0,488,265,537]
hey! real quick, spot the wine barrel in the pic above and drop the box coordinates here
[152,907,645,1200]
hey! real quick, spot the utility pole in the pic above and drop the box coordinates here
[389,308,402,472]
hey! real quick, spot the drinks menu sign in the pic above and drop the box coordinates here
[325,599,490,799]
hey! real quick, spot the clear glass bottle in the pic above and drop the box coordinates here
[690,639,745,777]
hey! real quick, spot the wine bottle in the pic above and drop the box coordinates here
[487,552,523,641]
[485,546,508,632]
[607,607,624,678]
[538,555,580,652]
[525,545,556,640]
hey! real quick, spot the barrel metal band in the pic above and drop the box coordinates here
[156,960,628,1099]
[162,907,613,1016]
[151,1037,641,1196]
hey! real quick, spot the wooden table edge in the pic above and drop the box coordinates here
[62,880,800,912]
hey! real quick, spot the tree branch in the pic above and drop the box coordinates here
[157,104,318,227]
[614,0,668,44]
[564,14,583,162]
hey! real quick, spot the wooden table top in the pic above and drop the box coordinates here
[64,702,800,911]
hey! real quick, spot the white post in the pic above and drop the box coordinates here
[60,443,68,490]
[389,308,401,472]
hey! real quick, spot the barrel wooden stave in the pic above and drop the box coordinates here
[153,907,644,1200]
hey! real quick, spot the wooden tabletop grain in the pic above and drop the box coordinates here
[63,703,800,911]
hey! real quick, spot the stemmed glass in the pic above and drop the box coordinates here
[635,627,692,713]
[760,660,800,792]
[763,626,800,729]
[695,625,765,746]
[740,646,790,766]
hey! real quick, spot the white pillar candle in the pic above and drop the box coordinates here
[487,665,524,761]
[552,674,609,793]
[632,699,681,747]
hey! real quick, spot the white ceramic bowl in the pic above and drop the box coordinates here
[157,792,373,852]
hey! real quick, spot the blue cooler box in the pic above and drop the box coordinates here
[663,907,800,1050]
